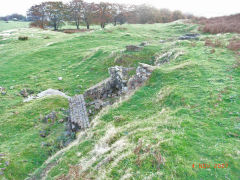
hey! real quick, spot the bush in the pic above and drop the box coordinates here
[18,36,28,41]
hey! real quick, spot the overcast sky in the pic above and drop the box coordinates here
[0,0,239,18]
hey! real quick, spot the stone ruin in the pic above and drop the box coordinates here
[68,63,155,132]
[154,50,184,66]
[69,95,90,131]
[127,63,156,90]
[84,66,129,100]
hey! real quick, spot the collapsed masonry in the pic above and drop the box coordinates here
[84,66,129,100]
[68,63,155,132]
[154,50,184,66]
[84,63,155,101]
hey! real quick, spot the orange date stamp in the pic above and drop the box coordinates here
[192,163,228,169]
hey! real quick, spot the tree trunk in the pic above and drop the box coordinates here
[86,22,89,29]
[76,20,80,29]
[101,22,105,29]
[54,22,57,31]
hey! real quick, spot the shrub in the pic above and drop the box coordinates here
[18,36,28,41]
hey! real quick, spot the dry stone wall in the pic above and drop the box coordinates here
[69,95,90,131]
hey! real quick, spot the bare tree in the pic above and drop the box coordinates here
[82,2,97,29]
[27,3,47,28]
[45,1,65,30]
[112,4,127,26]
[68,0,84,29]
[96,2,113,29]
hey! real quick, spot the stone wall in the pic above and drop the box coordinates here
[84,66,129,100]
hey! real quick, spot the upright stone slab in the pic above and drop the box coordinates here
[69,95,90,131]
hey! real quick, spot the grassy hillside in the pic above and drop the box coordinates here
[0,21,239,179]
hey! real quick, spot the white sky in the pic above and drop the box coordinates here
[0,0,239,18]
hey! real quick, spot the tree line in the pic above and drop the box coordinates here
[0,14,27,21]
[27,0,194,30]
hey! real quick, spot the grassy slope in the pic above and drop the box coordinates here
[43,27,240,179]
[0,22,239,179]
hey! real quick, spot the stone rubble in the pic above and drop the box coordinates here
[178,33,200,40]
[154,50,184,66]
[127,63,156,90]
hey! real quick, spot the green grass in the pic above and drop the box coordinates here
[0,21,239,179]
[0,21,29,32]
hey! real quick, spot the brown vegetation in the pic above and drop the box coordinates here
[227,38,240,51]
[133,140,164,169]
[196,14,240,34]
[205,38,223,48]
[61,29,92,34]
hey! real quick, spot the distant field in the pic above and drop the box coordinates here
[0,21,29,31]
[0,21,239,179]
